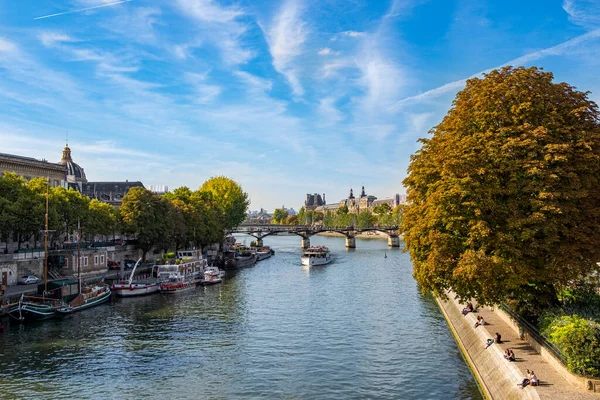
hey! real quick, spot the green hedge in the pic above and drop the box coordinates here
[540,315,600,377]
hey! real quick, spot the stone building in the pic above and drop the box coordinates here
[0,152,66,188]
[58,143,144,207]
[304,193,326,211]
[58,144,87,189]
[81,181,145,207]
[312,186,403,214]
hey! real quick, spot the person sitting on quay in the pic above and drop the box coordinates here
[530,371,539,386]
[518,369,531,388]
[503,349,515,362]
[462,302,474,316]
[474,315,485,328]
[494,332,502,344]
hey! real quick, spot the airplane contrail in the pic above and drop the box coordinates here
[34,0,134,20]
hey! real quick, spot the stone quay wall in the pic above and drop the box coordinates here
[436,296,540,400]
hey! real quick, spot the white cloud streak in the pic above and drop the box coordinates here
[34,0,134,20]
[263,0,307,96]
[389,27,600,112]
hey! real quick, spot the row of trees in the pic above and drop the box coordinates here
[0,173,249,260]
[0,172,118,250]
[290,204,404,228]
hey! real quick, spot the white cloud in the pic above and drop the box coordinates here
[39,32,78,47]
[263,0,307,96]
[175,0,254,65]
[0,37,17,54]
[318,47,340,56]
[336,30,365,39]
[389,27,600,112]
[176,0,242,23]
[184,72,222,104]
[318,97,343,125]
[563,0,600,30]
[233,71,273,93]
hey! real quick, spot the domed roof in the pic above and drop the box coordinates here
[59,144,87,183]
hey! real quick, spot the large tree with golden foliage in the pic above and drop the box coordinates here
[402,66,600,313]
[200,176,249,230]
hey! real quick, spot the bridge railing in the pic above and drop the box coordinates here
[232,225,399,232]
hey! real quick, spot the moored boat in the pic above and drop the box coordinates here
[200,268,222,286]
[8,294,59,322]
[55,283,112,315]
[158,259,205,293]
[255,246,273,261]
[111,259,160,297]
[301,246,333,266]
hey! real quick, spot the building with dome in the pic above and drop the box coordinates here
[56,144,144,206]
[59,143,88,189]
[0,144,145,207]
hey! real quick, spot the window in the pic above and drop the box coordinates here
[100,255,105,264]
[94,255,99,265]
[83,257,88,267]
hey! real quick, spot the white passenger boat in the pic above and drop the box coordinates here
[158,258,205,293]
[301,246,333,266]
[111,259,160,297]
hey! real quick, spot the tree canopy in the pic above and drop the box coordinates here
[401,66,600,311]
[200,176,249,230]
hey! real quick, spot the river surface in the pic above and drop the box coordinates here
[0,235,481,399]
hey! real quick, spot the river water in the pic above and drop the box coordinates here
[0,235,481,399]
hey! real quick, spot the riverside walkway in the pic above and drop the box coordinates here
[439,295,599,399]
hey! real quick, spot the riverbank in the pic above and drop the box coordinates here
[437,295,600,399]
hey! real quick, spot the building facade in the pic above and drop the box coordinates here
[0,152,66,188]
[310,186,405,214]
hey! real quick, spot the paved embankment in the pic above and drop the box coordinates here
[437,296,600,400]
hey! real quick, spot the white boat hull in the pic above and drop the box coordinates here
[112,283,160,297]
[301,256,333,266]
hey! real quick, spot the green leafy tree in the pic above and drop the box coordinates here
[272,208,288,224]
[297,206,306,225]
[286,215,299,225]
[323,210,335,227]
[51,186,90,242]
[337,205,348,215]
[86,199,117,240]
[200,176,249,230]
[358,210,376,228]
[189,189,225,248]
[402,66,600,311]
[120,187,170,260]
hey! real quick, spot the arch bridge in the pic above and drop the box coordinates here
[229,224,401,249]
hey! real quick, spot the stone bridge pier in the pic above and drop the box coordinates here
[301,236,311,249]
[345,235,356,249]
[388,234,400,248]
[248,233,264,247]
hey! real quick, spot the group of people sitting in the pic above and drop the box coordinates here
[519,369,539,388]
[503,348,515,361]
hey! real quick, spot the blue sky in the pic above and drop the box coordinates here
[1,0,599,210]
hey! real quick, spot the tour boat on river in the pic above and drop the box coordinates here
[158,258,205,293]
[301,246,333,266]
[111,259,160,297]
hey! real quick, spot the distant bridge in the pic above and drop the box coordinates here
[230,224,401,249]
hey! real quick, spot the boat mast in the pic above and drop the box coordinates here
[44,183,49,294]
[77,219,81,292]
